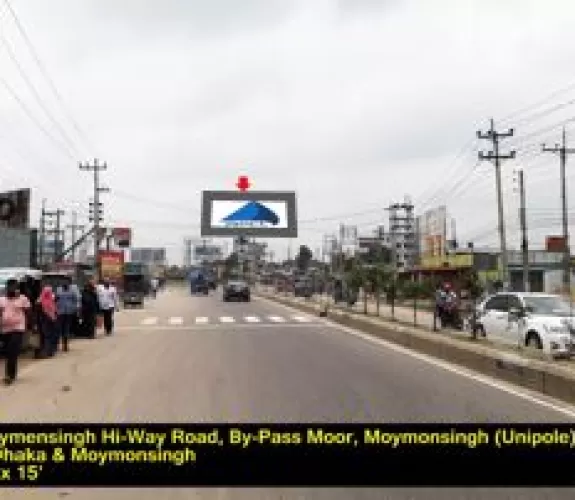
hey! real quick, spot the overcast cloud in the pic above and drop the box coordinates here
[1,0,575,263]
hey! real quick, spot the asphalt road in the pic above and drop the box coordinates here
[0,285,573,499]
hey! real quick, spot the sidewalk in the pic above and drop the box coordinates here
[266,288,437,330]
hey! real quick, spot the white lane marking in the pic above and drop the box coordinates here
[168,317,183,325]
[293,315,312,322]
[268,316,286,323]
[220,316,235,323]
[141,317,158,326]
[245,316,261,323]
[195,317,209,324]
[256,295,575,418]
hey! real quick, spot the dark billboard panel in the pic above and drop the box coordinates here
[0,188,30,228]
[201,191,297,238]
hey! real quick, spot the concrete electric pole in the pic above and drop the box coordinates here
[53,209,65,262]
[39,198,46,266]
[477,119,516,289]
[80,159,109,280]
[517,169,529,292]
[67,211,85,263]
[542,128,575,295]
[41,205,64,266]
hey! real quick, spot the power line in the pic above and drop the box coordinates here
[0,22,80,155]
[1,0,95,152]
[0,75,75,159]
[499,80,575,124]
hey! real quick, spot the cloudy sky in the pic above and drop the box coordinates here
[1,0,575,264]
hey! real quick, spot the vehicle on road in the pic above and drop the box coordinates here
[223,279,250,302]
[473,292,574,357]
[122,263,148,307]
[189,270,209,295]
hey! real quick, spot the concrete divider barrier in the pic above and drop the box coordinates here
[256,289,575,406]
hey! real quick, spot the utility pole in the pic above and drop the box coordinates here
[542,128,575,295]
[53,209,65,262]
[518,169,529,292]
[80,159,109,280]
[339,223,345,275]
[478,119,516,289]
[39,198,46,266]
[42,206,63,266]
[67,211,84,263]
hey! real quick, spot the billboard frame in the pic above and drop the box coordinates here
[0,188,31,229]
[201,191,297,238]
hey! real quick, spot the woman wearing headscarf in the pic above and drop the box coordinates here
[37,286,58,357]
[81,280,99,339]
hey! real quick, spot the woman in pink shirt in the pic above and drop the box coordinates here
[0,278,31,385]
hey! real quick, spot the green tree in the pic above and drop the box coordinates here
[365,264,392,315]
[295,245,313,272]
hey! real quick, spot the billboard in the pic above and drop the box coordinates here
[112,227,132,248]
[130,247,166,264]
[0,189,30,229]
[417,206,447,259]
[98,250,124,284]
[201,191,297,237]
[194,244,223,261]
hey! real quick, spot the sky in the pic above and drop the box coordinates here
[1,0,575,264]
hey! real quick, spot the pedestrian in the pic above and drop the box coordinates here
[19,276,42,357]
[150,277,159,298]
[37,286,58,357]
[97,279,119,335]
[81,281,99,338]
[0,278,32,385]
[55,282,79,352]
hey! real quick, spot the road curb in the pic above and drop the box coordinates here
[257,292,575,405]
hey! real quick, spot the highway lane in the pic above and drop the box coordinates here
[0,286,573,499]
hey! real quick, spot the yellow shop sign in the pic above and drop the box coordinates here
[420,254,473,268]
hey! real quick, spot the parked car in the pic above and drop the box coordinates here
[223,279,250,302]
[473,292,574,357]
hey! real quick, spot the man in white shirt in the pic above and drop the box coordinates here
[150,277,159,298]
[97,280,119,335]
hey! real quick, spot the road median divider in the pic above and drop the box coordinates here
[256,290,575,406]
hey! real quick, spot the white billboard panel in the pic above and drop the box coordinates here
[210,200,289,230]
[417,206,447,258]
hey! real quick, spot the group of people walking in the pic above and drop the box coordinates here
[0,278,119,386]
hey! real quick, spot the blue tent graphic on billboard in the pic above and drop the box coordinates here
[221,201,280,227]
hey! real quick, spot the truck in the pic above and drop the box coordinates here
[122,262,149,307]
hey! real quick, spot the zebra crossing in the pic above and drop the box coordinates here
[135,314,316,327]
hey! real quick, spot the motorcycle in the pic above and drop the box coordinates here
[438,301,463,330]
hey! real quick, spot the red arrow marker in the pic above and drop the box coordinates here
[236,176,251,191]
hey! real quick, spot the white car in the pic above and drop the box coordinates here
[475,292,574,358]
